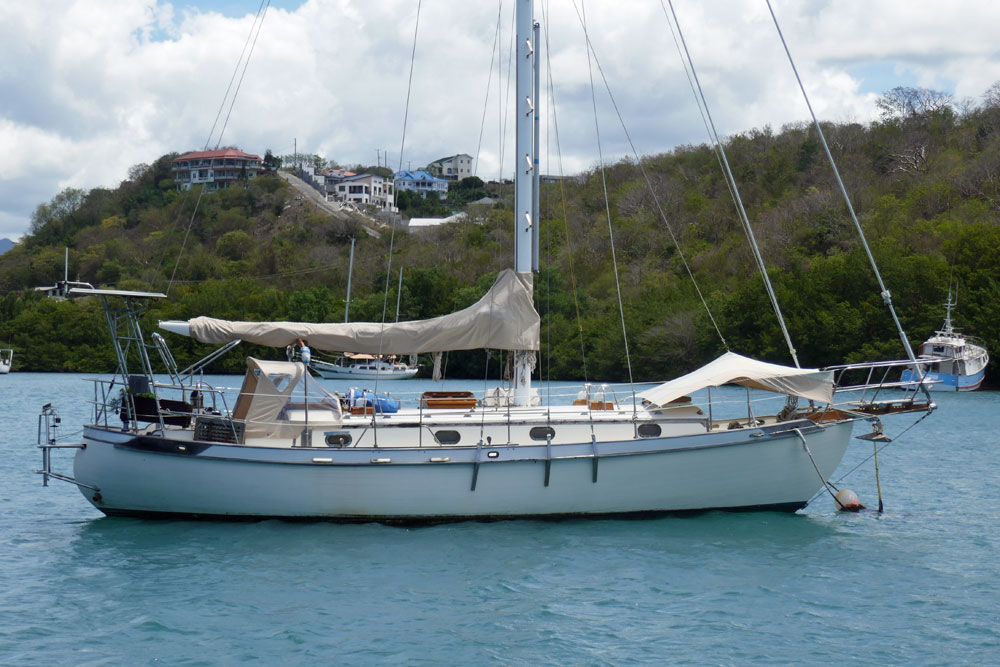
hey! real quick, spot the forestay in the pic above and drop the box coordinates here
[638,352,834,407]
[166,270,539,354]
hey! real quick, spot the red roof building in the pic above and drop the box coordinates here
[172,148,263,191]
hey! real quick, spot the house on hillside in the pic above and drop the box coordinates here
[393,170,449,199]
[172,148,263,191]
[426,154,474,181]
[320,169,356,192]
[327,173,395,211]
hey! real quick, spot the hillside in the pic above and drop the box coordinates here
[3,91,1000,382]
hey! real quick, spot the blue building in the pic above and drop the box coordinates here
[393,170,449,199]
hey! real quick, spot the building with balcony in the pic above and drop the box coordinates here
[393,169,449,199]
[172,148,263,191]
[327,173,395,211]
[426,154,473,181]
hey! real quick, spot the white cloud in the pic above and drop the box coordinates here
[2,0,999,240]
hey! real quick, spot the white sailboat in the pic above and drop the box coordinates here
[311,353,419,380]
[35,2,933,521]
[0,348,12,374]
[309,239,419,380]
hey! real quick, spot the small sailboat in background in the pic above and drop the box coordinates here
[901,288,989,391]
[309,239,418,380]
[0,348,12,374]
[311,352,418,380]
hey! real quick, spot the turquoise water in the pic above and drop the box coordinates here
[2,374,998,664]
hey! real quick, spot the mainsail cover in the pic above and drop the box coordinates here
[174,269,539,354]
[638,351,835,406]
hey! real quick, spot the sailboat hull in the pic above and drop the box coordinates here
[74,420,853,521]
[311,365,418,380]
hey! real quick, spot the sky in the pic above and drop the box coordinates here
[2,0,1000,241]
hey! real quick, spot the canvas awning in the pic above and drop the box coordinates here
[232,358,306,437]
[160,269,539,354]
[637,352,835,407]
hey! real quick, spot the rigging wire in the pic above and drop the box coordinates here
[474,1,504,179]
[165,0,270,296]
[805,407,934,507]
[371,0,422,434]
[396,0,421,176]
[213,4,268,151]
[765,0,923,381]
[575,0,638,415]
[167,260,342,284]
[540,0,589,382]
[656,1,745,348]
[566,1,729,353]
[153,0,270,286]
[498,2,517,182]
[663,0,798,367]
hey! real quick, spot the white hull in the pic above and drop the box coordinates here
[311,365,418,380]
[0,348,11,374]
[311,359,418,380]
[74,419,854,521]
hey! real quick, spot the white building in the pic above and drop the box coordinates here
[327,173,395,211]
[426,154,474,181]
[393,169,449,198]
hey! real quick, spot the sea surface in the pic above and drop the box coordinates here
[1,372,997,665]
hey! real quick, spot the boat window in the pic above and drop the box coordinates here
[637,423,662,438]
[434,430,461,445]
[325,432,352,447]
[268,373,292,391]
[529,426,555,441]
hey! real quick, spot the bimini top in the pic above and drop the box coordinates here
[638,352,835,407]
[159,269,538,354]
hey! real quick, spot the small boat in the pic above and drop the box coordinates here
[0,348,12,374]
[901,290,989,391]
[311,353,418,380]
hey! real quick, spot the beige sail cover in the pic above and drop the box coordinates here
[638,351,835,407]
[184,269,538,354]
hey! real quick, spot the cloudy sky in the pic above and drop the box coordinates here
[2,0,1000,240]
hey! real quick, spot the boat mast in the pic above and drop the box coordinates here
[344,236,355,323]
[942,287,956,334]
[514,0,537,406]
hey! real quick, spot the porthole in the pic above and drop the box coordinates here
[325,432,352,447]
[434,430,461,445]
[637,423,662,438]
[529,426,556,441]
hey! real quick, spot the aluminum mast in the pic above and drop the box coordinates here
[513,0,536,406]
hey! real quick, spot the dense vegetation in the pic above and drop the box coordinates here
[4,86,1000,385]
